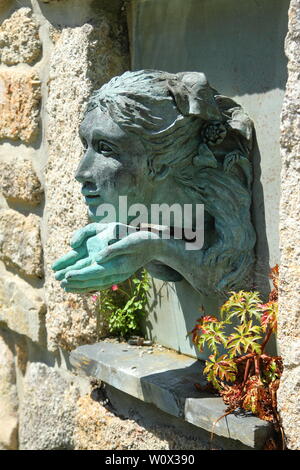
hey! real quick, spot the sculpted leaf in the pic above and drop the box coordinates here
[227,107,253,141]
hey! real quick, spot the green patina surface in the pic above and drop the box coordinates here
[52,70,255,296]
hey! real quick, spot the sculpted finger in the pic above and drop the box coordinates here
[62,273,132,289]
[70,223,106,248]
[51,246,86,271]
[95,239,136,264]
[65,256,129,281]
[64,264,106,281]
[95,231,155,264]
[54,258,91,281]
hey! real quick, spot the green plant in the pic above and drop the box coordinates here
[95,269,150,338]
[190,266,283,438]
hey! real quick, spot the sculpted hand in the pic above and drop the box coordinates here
[59,229,162,293]
[52,222,135,282]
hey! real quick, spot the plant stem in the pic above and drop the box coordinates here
[242,358,251,389]
[234,353,255,363]
[211,407,239,445]
[129,278,133,296]
[261,328,272,354]
[117,287,131,298]
[254,355,261,378]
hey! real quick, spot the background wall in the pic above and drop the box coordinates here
[129,0,290,357]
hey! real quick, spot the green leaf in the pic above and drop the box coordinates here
[193,320,227,355]
[226,321,262,357]
[98,269,150,337]
[203,354,237,390]
[220,291,263,325]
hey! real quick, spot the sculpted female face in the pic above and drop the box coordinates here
[76,107,152,221]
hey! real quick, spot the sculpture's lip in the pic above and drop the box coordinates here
[81,189,100,197]
[82,192,102,205]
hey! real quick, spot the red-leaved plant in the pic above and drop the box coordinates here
[190,266,284,447]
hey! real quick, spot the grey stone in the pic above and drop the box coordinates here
[44,12,129,352]
[0,330,18,450]
[184,399,271,450]
[0,157,43,205]
[278,0,300,451]
[70,341,272,449]
[0,69,41,144]
[0,209,43,278]
[19,362,80,450]
[0,264,46,344]
[0,7,41,65]
[74,386,252,450]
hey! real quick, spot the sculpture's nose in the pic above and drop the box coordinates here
[75,155,94,184]
[75,168,93,184]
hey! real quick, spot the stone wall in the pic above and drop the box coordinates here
[43,5,128,352]
[0,0,130,450]
[0,0,299,451]
[278,0,300,451]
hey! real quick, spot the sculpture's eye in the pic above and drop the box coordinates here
[96,141,114,156]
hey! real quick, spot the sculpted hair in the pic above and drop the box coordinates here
[86,70,202,173]
[86,70,256,293]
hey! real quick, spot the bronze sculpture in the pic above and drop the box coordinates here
[52,70,256,295]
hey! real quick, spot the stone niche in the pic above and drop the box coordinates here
[128,0,289,357]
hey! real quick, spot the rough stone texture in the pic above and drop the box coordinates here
[0,157,43,205]
[0,0,134,453]
[0,268,46,344]
[0,330,18,450]
[19,362,80,450]
[44,12,129,351]
[74,393,208,451]
[0,209,43,278]
[0,7,41,65]
[278,0,300,451]
[74,383,256,451]
[14,334,28,376]
[0,69,41,143]
[0,190,8,210]
[74,394,171,450]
